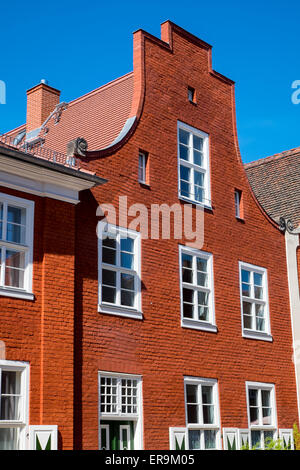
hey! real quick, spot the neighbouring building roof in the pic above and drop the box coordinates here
[245,146,300,228]
[2,72,134,155]
[43,72,134,154]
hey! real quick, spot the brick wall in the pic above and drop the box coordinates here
[74,24,298,449]
[0,187,75,449]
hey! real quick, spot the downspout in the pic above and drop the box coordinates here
[280,217,300,426]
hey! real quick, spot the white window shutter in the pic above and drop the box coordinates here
[279,429,294,450]
[169,427,188,450]
[29,425,58,450]
[223,428,239,450]
[238,429,250,449]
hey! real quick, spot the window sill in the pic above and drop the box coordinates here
[178,195,212,211]
[98,304,143,320]
[0,288,34,301]
[236,217,245,223]
[242,329,273,342]
[182,318,218,333]
[138,181,151,189]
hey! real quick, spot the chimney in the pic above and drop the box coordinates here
[26,80,60,133]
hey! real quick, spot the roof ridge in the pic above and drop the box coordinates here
[245,145,300,169]
[67,71,133,107]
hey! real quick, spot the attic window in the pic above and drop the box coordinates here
[188,87,196,104]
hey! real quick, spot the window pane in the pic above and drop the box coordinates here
[194,171,204,187]
[193,135,203,152]
[204,430,216,449]
[121,252,134,270]
[5,250,24,270]
[0,428,19,450]
[183,288,193,303]
[202,386,213,404]
[102,238,116,249]
[121,273,135,291]
[0,396,21,420]
[254,273,262,286]
[180,165,190,182]
[7,206,24,225]
[6,224,26,245]
[188,430,200,450]
[202,405,214,424]
[243,302,252,329]
[242,270,250,283]
[102,247,116,265]
[182,253,193,283]
[197,272,207,287]
[179,128,189,145]
[121,290,135,307]
[179,144,189,161]
[182,253,193,269]
[254,286,263,299]
[250,407,259,425]
[256,316,265,331]
[242,283,250,297]
[243,301,252,316]
[180,181,190,198]
[186,384,198,403]
[197,258,207,272]
[138,154,146,182]
[187,404,199,423]
[183,268,193,284]
[193,150,202,166]
[1,371,20,395]
[198,291,209,306]
[255,304,264,318]
[194,187,204,203]
[262,407,272,425]
[249,389,258,406]
[183,303,193,318]
[198,306,209,321]
[102,286,116,304]
[121,238,134,254]
[251,430,261,449]
[261,390,270,407]
[102,269,116,287]
[5,250,25,288]
[264,431,274,447]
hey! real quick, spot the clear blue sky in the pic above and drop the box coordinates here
[0,0,299,163]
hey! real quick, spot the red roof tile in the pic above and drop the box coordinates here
[245,147,300,228]
[42,72,134,154]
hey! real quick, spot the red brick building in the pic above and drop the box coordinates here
[0,21,298,450]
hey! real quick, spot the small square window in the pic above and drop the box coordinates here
[188,87,196,103]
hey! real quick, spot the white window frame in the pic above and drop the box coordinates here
[239,261,272,341]
[0,360,29,450]
[98,224,142,320]
[0,193,34,300]
[184,376,221,450]
[98,371,143,450]
[179,245,216,332]
[177,121,211,209]
[246,381,277,449]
